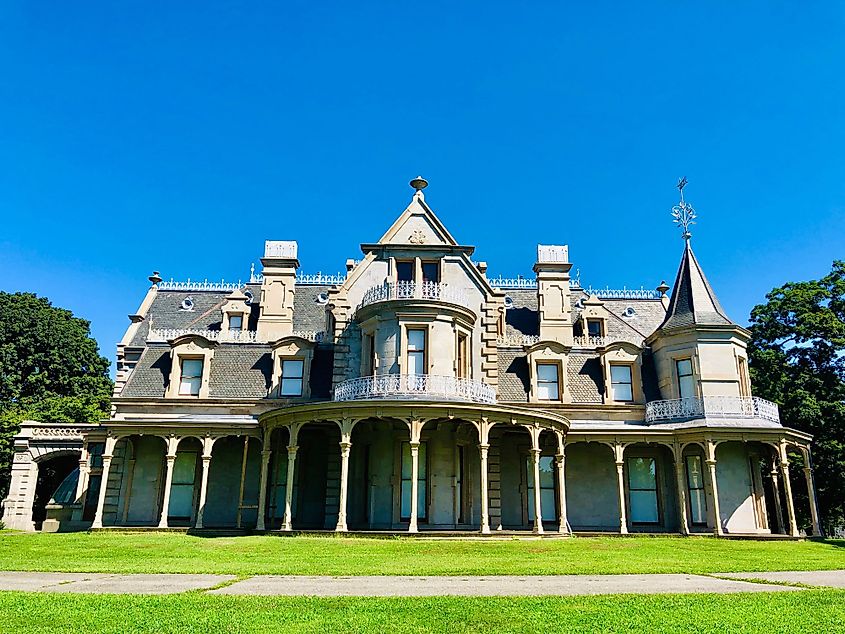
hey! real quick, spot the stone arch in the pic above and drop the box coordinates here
[31,450,81,531]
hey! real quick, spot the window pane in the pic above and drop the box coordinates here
[281,378,303,396]
[630,490,659,523]
[396,261,414,282]
[181,359,203,378]
[627,457,657,490]
[539,456,555,487]
[537,381,559,401]
[612,382,633,401]
[611,365,632,383]
[537,363,558,383]
[686,455,704,488]
[676,359,692,376]
[678,374,695,399]
[587,320,602,336]
[422,262,439,283]
[282,360,304,378]
[689,488,707,524]
[407,329,426,351]
[179,375,201,396]
[229,314,243,331]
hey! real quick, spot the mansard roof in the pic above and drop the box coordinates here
[659,241,732,331]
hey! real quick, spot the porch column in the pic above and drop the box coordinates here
[673,443,689,535]
[91,435,117,529]
[705,439,723,536]
[554,435,568,534]
[479,443,490,534]
[801,446,823,537]
[336,437,352,532]
[72,442,91,522]
[158,437,179,529]
[409,441,421,533]
[256,435,272,531]
[769,457,785,533]
[613,442,628,534]
[530,448,544,534]
[281,445,298,531]
[779,442,799,537]
[195,437,214,529]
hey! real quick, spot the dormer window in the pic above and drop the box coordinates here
[587,319,604,337]
[536,362,561,401]
[609,364,634,402]
[178,358,203,396]
[229,314,243,333]
[280,359,304,397]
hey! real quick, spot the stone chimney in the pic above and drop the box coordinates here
[257,241,299,341]
[533,245,573,345]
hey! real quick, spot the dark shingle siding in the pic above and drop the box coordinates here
[568,353,603,403]
[120,346,171,397]
[293,285,330,332]
[497,349,529,402]
[208,346,273,398]
[504,289,538,338]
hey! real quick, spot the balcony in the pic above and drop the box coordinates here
[333,374,496,404]
[359,281,472,312]
[645,396,780,424]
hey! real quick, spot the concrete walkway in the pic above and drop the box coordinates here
[1,570,844,596]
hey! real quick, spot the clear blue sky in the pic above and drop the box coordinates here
[2,2,843,373]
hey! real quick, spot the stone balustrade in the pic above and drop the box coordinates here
[333,374,496,404]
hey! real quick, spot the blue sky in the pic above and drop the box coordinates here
[1,2,843,373]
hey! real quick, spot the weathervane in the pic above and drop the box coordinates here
[671,176,696,241]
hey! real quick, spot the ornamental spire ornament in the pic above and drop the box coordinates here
[671,176,696,241]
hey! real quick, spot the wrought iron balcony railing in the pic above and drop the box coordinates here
[645,396,780,424]
[147,328,326,344]
[359,281,472,311]
[333,374,496,404]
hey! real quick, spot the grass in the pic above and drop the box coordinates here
[0,532,843,575]
[0,590,843,633]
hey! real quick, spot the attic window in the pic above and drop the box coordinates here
[587,319,604,337]
[180,297,195,312]
[316,292,329,305]
[503,295,514,309]
[623,306,636,318]
[244,290,254,304]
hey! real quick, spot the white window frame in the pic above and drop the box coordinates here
[536,361,561,401]
[279,358,305,397]
[609,363,634,402]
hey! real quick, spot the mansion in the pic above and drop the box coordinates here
[2,178,822,537]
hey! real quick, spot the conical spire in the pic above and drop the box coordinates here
[660,240,732,330]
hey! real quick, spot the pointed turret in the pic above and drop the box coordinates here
[659,241,732,331]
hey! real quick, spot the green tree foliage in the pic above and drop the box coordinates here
[0,292,112,498]
[748,261,845,531]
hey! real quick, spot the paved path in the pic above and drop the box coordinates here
[1,571,843,596]
[210,574,802,596]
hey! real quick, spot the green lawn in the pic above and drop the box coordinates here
[0,590,843,633]
[1,532,843,575]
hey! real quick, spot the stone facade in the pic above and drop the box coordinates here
[2,179,821,536]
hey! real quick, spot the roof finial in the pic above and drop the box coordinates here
[148,270,162,286]
[671,176,696,241]
[409,176,428,199]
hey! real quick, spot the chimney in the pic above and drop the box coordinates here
[533,245,573,345]
[257,241,299,341]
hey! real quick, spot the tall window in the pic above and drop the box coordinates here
[280,359,304,396]
[457,333,469,379]
[168,451,198,520]
[627,457,659,523]
[587,319,603,337]
[685,455,707,525]
[610,364,634,402]
[179,358,203,396]
[536,362,560,400]
[407,329,426,376]
[738,357,750,397]
[527,455,557,522]
[229,314,243,333]
[400,441,427,520]
[364,334,376,376]
[396,260,415,282]
[422,261,439,283]
[676,359,695,399]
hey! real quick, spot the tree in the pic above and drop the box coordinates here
[0,292,113,499]
[748,261,845,532]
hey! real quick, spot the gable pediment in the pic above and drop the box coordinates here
[376,193,459,247]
